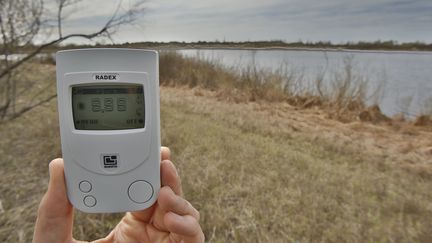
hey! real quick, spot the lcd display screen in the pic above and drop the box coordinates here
[72,84,145,130]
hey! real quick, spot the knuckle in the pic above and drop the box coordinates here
[186,200,200,220]
[190,217,205,241]
[199,231,205,242]
[180,196,190,211]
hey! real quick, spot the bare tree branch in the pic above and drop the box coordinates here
[56,0,82,38]
[6,93,57,123]
[0,0,147,122]
[0,28,106,81]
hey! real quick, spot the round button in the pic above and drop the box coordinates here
[128,180,153,204]
[79,181,92,193]
[83,195,97,207]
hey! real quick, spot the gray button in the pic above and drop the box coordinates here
[79,180,92,193]
[128,180,153,204]
[83,195,97,207]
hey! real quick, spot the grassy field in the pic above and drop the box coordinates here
[0,56,432,242]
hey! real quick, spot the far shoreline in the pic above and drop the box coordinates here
[169,46,432,55]
[19,40,432,54]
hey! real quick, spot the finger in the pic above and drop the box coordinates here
[129,148,172,223]
[33,159,74,243]
[164,212,205,243]
[161,160,183,196]
[161,146,171,161]
[129,204,156,223]
[158,186,200,220]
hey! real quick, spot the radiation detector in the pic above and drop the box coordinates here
[56,48,161,213]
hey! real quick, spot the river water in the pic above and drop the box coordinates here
[179,49,432,118]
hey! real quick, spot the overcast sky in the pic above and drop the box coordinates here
[54,0,432,44]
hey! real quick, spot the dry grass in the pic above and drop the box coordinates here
[1,59,432,242]
[161,87,432,242]
[160,51,396,124]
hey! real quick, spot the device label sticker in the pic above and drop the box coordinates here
[93,73,119,81]
[101,154,120,172]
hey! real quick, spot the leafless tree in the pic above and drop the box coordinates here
[56,0,83,38]
[0,0,145,122]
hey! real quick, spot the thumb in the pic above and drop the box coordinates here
[33,159,74,243]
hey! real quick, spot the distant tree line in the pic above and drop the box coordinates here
[4,39,432,54]
[15,39,432,53]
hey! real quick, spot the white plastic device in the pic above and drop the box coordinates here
[56,48,160,213]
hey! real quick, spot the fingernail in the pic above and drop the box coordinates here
[48,162,53,178]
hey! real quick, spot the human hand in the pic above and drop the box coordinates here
[33,147,204,243]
